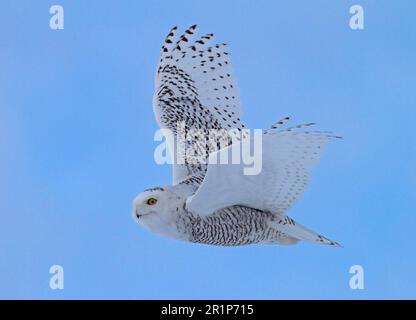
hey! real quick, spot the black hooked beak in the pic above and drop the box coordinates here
[134,208,142,219]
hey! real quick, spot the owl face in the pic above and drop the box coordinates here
[132,187,183,238]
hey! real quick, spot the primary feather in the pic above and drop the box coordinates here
[153,25,244,185]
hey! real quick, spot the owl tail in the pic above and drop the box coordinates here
[271,216,342,247]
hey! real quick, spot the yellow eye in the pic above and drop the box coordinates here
[147,198,157,205]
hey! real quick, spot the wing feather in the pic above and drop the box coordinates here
[153,25,245,184]
[186,127,339,216]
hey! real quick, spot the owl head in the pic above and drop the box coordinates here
[132,186,184,238]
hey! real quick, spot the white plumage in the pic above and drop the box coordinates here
[132,25,341,247]
[186,131,333,216]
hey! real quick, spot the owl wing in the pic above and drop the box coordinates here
[153,25,245,185]
[186,126,340,216]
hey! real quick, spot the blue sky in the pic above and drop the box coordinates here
[1,0,415,299]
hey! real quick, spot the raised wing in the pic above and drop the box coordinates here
[186,127,339,216]
[153,25,245,185]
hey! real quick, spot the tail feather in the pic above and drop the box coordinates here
[271,216,342,247]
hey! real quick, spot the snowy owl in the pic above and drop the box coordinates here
[132,25,341,247]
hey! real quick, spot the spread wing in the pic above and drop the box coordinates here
[186,126,340,216]
[153,25,245,185]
